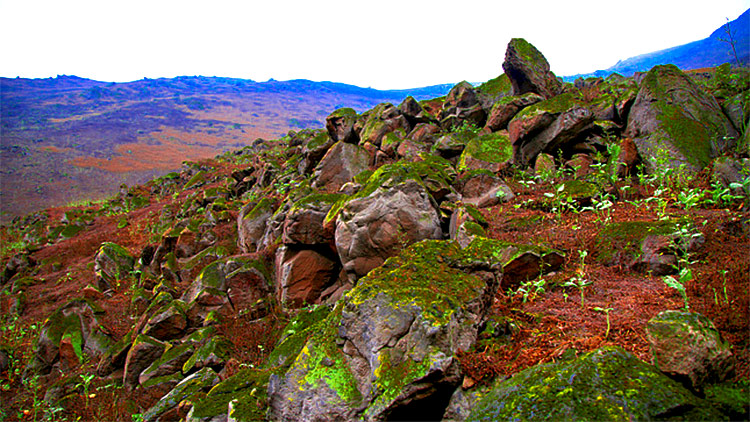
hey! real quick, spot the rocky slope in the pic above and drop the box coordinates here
[1,39,749,421]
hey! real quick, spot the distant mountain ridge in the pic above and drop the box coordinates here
[564,8,749,81]
[0,75,453,222]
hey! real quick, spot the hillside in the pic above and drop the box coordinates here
[0,76,452,223]
[0,38,748,421]
[565,8,749,81]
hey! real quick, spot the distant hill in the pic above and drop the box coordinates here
[564,8,749,81]
[0,76,453,222]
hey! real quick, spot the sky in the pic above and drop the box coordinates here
[1,0,748,90]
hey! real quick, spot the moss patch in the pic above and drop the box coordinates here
[592,220,683,265]
[467,346,724,421]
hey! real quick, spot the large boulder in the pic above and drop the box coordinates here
[458,172,515,208]
[464,346,725,421]
[33,299,112,372]
[502,38,563,99]
[485,92,544,131]
[94,242,135,291]
[509,92,595,166]
[625,64,739,173]
[237,198,275,253]
[335,180,443,282]
[274,246,340,308]
[282,193,343,246]
[312,141,371,192]
[440,81,486,129]
[647,311,735,392]
[358,103,410,147]
[326,108,360,144]
[294,129,336,175]
[268,240,500,421]
[457,131,514,173]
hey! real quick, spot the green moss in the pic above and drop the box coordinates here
[476,73,512,97]
[184,170,207,190]
[515,91,583,120]
[347,240,486,326]
[458,131,513,171]
[510,38,547,68]
[290,193,347,213]
[267,305,331,369]
[306,130,331,150]
[705,380,750,419]
[192,368,272,421]
[298,304,363,405]
[329,107,358,118]
[140,372,183,389]
[325,156,454,224]
[592,220,682,264]
[182,336,233,374]
[243,197,274,221]
[463,204,488,226]
[467,346,724,421]
[462,221,487,237]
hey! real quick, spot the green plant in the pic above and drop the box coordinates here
[512,277,547,303]
[663,268,691,311]
[77,373,96,408]
[562,250,592,308]
[593,306,613,339]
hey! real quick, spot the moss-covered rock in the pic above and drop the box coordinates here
[466,346,726,421]
[94,242,135,291]
[464,237,564,289]
[269,240,501,421]
[237,198,276,254]
[458,131,513,172]
[182,335,233,374]
[626,64,739,173]
[142,367,220,422]
[34,298,111,371]
[502,38,563,99]
[647,311,735,392]
[189,367,273,422]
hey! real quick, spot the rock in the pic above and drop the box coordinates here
[647,311,735,392]
[237,198,275,253]
[97,330,134,376]
[449,205,489,248]
[312,141,371,192]
[502,38,563,99]
[139,343,195,386]
[94,242,135,291]
[464,237,564,290]
[509,93,595,166]
[1,253,36,286]
[457,131,513,173]
[466,346,724,421]
[34,299,111,372]
[295,129,336,175]
[399,96,432,126]
[282,193,343,246]
[268,240,500,421]
[335,180,443,282]
[625,64,738,174]
[142,299,188,341]
[534,152,556,178]
[182,336,233,374]
[485,92,544,131]
[713,156,750,196]
[187,367,272,422]
[123,334,167,389]
[142,367,220,422]
[358,103,410,147]
[326,108,360,144]
[593,220,704,275]
[458,172,515,208]
[440,81,486,129]
[275,246,340,308]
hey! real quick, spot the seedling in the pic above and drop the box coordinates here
[593,307,614,339]
[663,267,692,311]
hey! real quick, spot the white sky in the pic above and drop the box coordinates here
[1,0,748,90]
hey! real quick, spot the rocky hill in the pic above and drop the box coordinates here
[565,8,749,81]
[0,39,749,421]
[0,75,452,223]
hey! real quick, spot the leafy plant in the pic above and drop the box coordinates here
[663,268,691,311]
[562,250,592,308]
